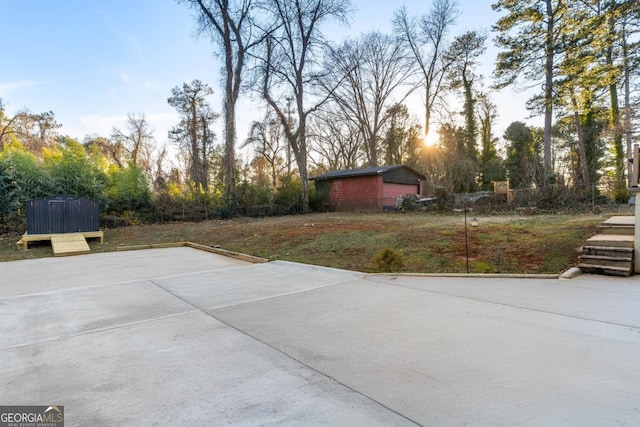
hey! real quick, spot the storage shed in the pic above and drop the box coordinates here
[311,165,426,212]
[18,195,103,255]
[26,195,100,234]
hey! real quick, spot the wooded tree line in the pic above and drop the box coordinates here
[185,0,640,210]
[1,0,639,231]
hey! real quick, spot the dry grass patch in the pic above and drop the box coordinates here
[0,210,624,274]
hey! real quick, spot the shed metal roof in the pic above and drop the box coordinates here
[310,164,426,181]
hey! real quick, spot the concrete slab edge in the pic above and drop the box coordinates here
[116,242,185,251]
[116,242,269,264]
[113,244,579,279]
[370,272,560,280]
[559,266,583,279]
[184,242,269,264]
[269,260,366,277]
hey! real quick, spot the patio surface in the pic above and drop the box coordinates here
[1,247,639,426]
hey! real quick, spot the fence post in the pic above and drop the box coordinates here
[632,144,639,187]
[632,144,640,273]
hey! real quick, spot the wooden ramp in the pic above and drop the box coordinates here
[51,233,91,256]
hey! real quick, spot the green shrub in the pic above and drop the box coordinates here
[274,177,302,214]
[310,181,330,212]
[236,180,271,207]
[614,186,630,204]
[106,162,154,213]
[373,248,404,273]
[435,187,449,211]
[0,144,55,232]
[44,138,107,200]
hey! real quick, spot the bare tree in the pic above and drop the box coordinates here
[393,0,459,140]
[0,108,61,154]
[308,107,363,172]
[243,111,287,190]
[0,104,24,151]
[382,103,422,167]
[152,143,169,190]
[257,0,351,213]
[111,113,155,174]
[181,0,267,213]
[84,135,126,168]
[33,112,61,149]
[329,31,414,166]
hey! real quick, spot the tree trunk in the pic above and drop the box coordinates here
[200,115,210,192]
[294,119,310,213]
[573,110,591,187]
[221,12,237,213]
[602,7,626,199]
[424,91,431,142]
[367,132,378,167]
[462,70,476,160]
[607,43,625,197]
[610,82,625,192]
[190,101,200,202]
[543,0,554,177]
[223,94,236,210]
[570,89,590,188]
[622,22,633,185]
[298,154,310,213]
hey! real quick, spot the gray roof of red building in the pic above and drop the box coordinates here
[310,164,425,181]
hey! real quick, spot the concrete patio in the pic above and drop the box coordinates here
[1,247,639,426]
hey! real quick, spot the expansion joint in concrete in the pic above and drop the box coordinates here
[147,279,423,427]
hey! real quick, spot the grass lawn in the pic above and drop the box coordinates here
[0,209,630,274]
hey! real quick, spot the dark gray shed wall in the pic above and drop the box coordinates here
[380,168,423,185]
[26,195,100,234]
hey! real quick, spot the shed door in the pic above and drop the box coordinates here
[48,200,68,233]
[67,200,82,232]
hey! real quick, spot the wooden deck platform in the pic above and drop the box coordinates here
[16,231,104,256]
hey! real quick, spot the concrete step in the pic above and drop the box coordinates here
[602,216,635,226]
[596,225,634,235]
[577,263,633,277]
[582,246,633,258]
[585,234,634,248]
[578,255,632,269]
[579,216,635,276]
[579,254,633,262]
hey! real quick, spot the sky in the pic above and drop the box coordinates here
[1,0,539,160]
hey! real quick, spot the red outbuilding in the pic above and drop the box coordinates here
[310,164,426,212]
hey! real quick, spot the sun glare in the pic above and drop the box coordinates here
[423,131,438,147]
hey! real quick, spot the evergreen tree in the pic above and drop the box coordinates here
[493,0,570,181]
[438,122,476,193]
[445,31,487,161]
[477,93,505,189]
[503,122,543,189]
[168,80,219,198]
